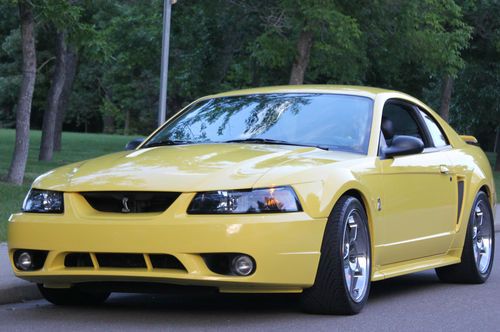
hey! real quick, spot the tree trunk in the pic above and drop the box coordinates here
[53,45,78,151]
[39,31,67,161]
[103,114,115,134]
[124,109,130,136]
[439,75,454,123]
[5,1,36,185]
[289,30,313,85]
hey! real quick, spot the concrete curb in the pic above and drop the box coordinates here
[0,243,41,305]
[0,205,498,305]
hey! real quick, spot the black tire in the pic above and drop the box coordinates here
[435,191,495,283]
[301,195,371,315]
[38,284,110,306]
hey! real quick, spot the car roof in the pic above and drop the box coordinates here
[208,85,397,99]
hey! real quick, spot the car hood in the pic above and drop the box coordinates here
[33,144,362,192]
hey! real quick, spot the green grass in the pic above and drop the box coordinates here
[1,129,134,241]
[485,152,497,170]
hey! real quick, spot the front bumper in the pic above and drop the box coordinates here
[8,192,327,293]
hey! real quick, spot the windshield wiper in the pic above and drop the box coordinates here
[224,138,329,151]
[142,139,193,148]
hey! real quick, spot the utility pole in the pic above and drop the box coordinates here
[158,0,176,126]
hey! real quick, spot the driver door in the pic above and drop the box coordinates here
[377,100,456,265]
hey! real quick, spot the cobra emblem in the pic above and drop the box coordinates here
[121,197,131,213]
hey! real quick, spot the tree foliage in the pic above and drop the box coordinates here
[0,0,497,152]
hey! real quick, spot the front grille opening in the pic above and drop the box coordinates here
[81,192,181,213]
[65,253,94,268]
[150,254,186,271]
[96,253,146,268]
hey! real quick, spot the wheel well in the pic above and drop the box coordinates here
[340,189,374,258]
[479,185,490,198]
[341,189,373,232]
[479,185,494,208]
[342,189,368,212]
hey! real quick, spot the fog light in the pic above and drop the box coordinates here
[16,252,33,271]
[231,255,254,276]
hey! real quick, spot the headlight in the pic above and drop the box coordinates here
[187,186,302,214]
[22,189,64,213]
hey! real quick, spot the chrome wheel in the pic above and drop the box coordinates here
[342,209,370,303]
[472,201,493,274]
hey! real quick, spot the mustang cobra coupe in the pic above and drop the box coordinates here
[8,86,496,314]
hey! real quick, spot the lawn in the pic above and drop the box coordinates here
[0,129,134,241]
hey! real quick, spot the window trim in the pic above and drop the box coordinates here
[413,106,450,148]
[388,99,433,147]
[379,98,453,157]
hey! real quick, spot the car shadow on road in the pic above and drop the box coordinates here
[91,270,449,314]
[367,270,446,303]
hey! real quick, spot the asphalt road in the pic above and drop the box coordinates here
[1,242,498,332]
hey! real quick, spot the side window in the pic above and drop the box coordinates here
[419,110,448,147]
[381,102,428,147]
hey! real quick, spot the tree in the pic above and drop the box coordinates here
[5,0,36,185]
[54,43,77,151]
[439,76,454,122]
[250,0,366,85]
[289,30,313,85]
[38,0,84,160]
[448,0,500,157]
[39,31,67,160]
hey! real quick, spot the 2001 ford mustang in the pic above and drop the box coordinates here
[8,85,496,314]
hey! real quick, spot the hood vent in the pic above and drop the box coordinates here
[81,192,181,213]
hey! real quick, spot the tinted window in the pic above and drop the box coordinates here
[419,110,448,147]
[383,103,425,142]
[146,94,374,154]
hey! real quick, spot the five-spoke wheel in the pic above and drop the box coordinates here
[342,210,370,303]
[436,191,495,283]
[301,195,371,315]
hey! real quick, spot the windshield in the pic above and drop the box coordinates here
[145,93,374,154]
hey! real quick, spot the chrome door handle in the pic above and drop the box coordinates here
[440,165,449,174]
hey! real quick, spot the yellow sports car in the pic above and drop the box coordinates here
[8,86,496,314]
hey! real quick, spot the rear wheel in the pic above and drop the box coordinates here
[38,284,110,306]
[436,191,495,283]
[301,195,371,315]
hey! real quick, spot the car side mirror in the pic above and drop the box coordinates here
[125,138,145,150]
[383,135,424,158]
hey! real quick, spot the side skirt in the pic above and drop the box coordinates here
[372,254,461,281]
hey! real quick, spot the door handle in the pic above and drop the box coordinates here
[440,165,450,174]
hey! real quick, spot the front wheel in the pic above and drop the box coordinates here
[38,284,110,306]
[301,195,371,315]
[436,191,495,283]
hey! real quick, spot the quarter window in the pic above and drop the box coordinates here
[419,110,448,147]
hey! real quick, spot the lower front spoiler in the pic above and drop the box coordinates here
[69,281,219,295]
[11,250,320,293]
[16,270,309,294]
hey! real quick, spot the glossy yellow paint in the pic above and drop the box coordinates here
[459,135,478,145]
[8,85,496,292]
